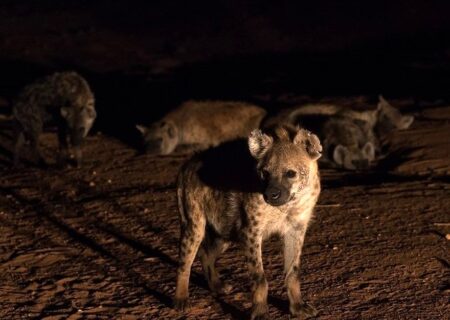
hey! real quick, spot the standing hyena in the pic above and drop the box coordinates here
[174,124,322,319]
[12,71,96,166]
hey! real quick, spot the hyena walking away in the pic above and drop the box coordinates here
[12,71,96,166]
[136,100,266,155]
[174,124,322,319]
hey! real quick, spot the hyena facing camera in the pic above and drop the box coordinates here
[12,71,96,167]
[174,124,322,319]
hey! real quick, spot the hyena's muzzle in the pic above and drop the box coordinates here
[263,179,292,206]
[144,139,163,154]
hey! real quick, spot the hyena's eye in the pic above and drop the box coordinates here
[260,169,270,180]
[285,170,297,178]
[87,108,97,118]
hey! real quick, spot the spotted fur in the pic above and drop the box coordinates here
[136,100,266,155]
[12,71,96,166]
[174,124,321,319]
[263,96,414,170]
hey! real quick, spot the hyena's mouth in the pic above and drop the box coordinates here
[263,192,293,207]
[145,141,162,154]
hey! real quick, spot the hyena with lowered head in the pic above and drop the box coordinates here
[321,116,376,170]
[263,95,414,170]
[136,100,266,155]
[174,124,322,319]
[12,71,96,166]
[262,104,378,170]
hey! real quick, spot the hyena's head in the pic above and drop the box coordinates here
[248,125,322,207]
[323,118,376,171]
[136,120,178,155]
[60,96,96,146]
[332,142,375,170]
[375,95,414,136]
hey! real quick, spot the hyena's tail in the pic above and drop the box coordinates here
[176,170,188,227]
[286,104,340,124]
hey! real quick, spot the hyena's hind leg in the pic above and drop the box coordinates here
[198,235,232,296]
[13,130,26,167]
[29,133,46,167]
[174,211,206,311]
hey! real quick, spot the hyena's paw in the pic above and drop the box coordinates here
[289,301,318,319]
[250,303,269,320]
[173,297,190,312]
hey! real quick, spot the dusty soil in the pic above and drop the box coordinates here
[0,103,449,320]
[0,2,449,319]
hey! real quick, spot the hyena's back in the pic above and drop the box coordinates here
[12,71,96,166]
[177,139,259,238]
[167,100,266,146]
[13,71,94,132]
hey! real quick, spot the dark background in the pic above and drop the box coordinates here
[0,3,449,319]
[0,0,449,142]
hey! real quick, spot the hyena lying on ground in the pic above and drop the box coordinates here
[12,71,96,167]
[263,96,414,170]
[136,100,266,154]
[174,124,322,319]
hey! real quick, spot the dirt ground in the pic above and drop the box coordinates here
[0,102,448,320]
[0,2,449,319]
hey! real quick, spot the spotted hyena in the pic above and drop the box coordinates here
[12,71,96,166]
[174,124,322,319]
[263,95,414,170]
[320,116,377,170]
[136,100,266,154]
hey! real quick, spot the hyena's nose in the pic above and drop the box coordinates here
[352,159,369,169]
[266,187,281,200]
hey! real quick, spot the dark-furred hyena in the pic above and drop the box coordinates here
[263,96,414,170]
[174,124,322,319]
[12,71,96,166]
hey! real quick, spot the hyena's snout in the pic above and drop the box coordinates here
[144,139,163,154]
[263,182,291,206]
[352,158,369,170]
[78,126,86,137]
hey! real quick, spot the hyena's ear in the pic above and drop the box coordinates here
[248,129,273,158]
[333,145,348,166]
[136,124,148,135]
[362,142,375,161]
[294,129,322,160]
[162,121,177,139]
[377,95,390,110]
[377,95,414,130]
[397,115,414,130]
[60,107,72,120]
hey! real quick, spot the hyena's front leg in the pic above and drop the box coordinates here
[13,130,25,167]
[70,141,83,167]
[174,217,206,311]
[57,125,69,165]
[284,226,317,319]
[29,132,46,167]
[244,226,268,320]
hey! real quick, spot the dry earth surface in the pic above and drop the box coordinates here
[0,2,449,319]
[0,102,449,320]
